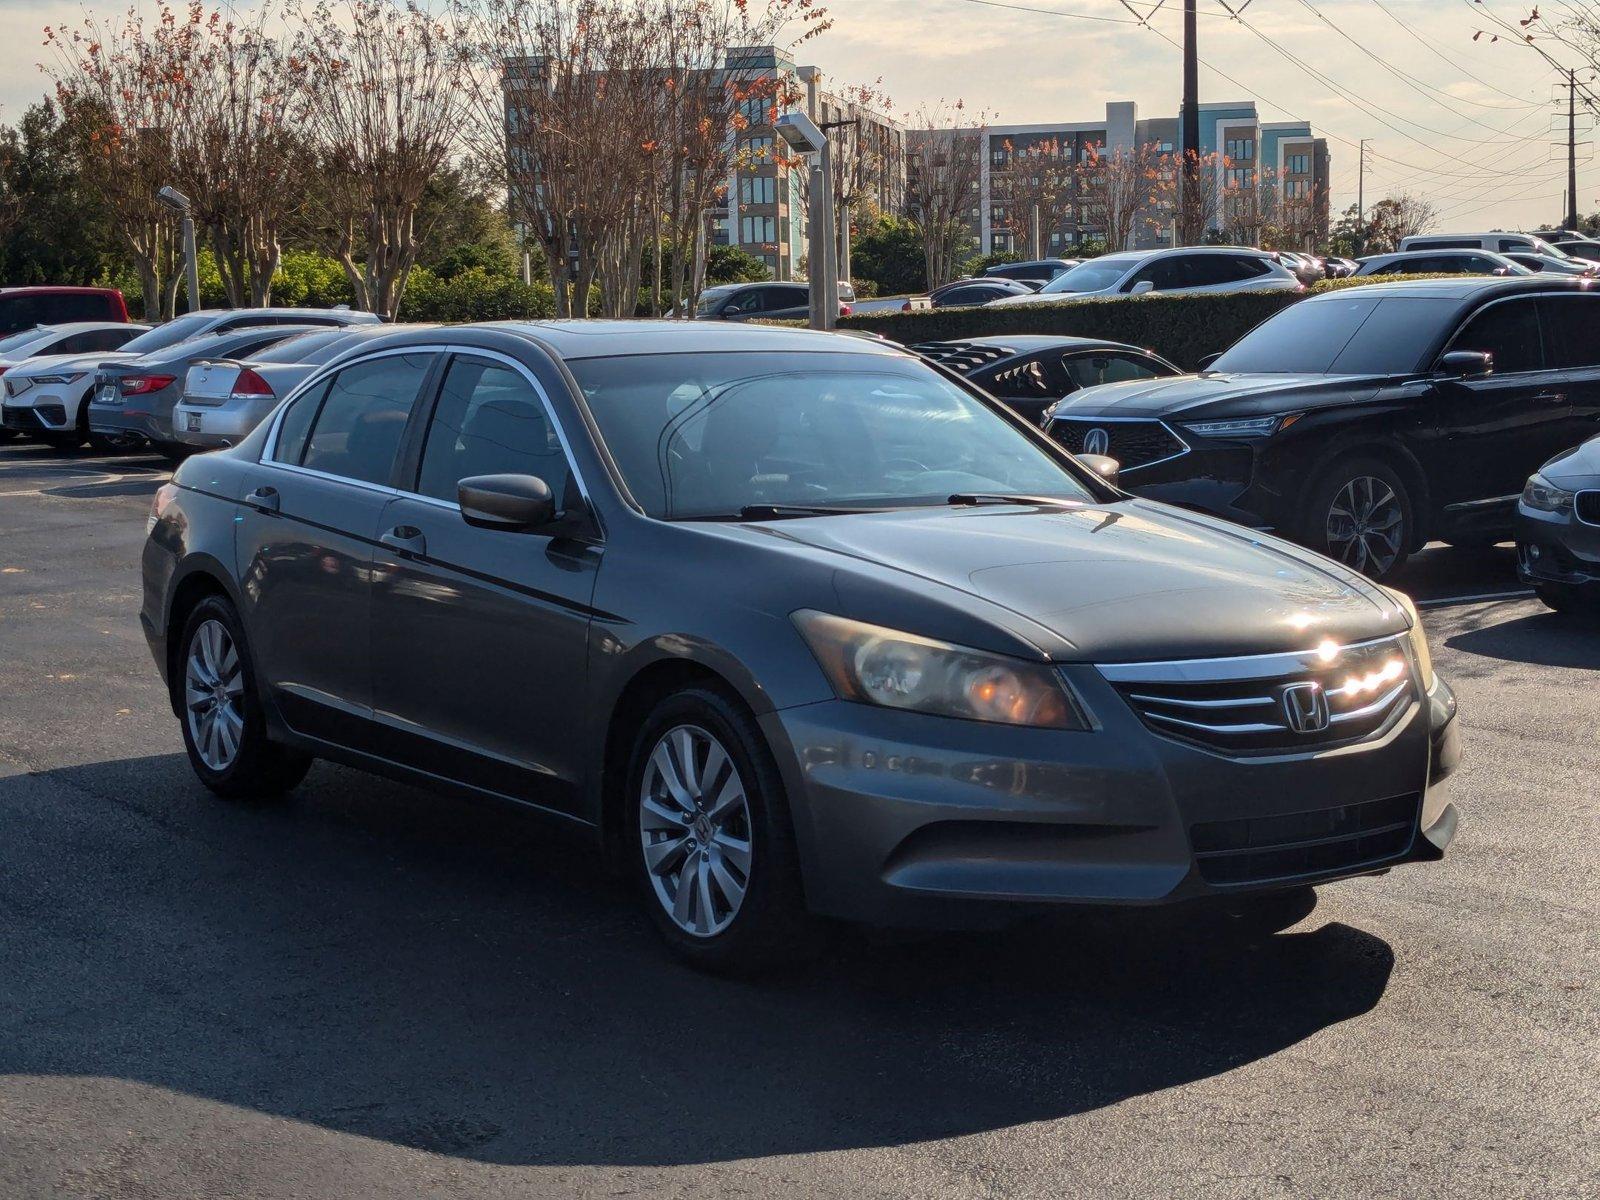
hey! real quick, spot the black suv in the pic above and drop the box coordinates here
[1046,277,1600,578]
[981,258,1078,284]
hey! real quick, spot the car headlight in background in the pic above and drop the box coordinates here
[1180,413,1302,439]
[1386,588,1435,690]
[32,372,87,386]
[793,610,1091,730]
[1520,472,1575,514]
[5,376,32,397]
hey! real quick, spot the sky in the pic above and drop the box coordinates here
[0,0,1589,234]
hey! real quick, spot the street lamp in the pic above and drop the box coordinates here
[158,186,201,314]
[775,112,836,331]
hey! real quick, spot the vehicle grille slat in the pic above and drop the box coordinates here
[1047,417,1189,471]
[1190,793,1421,886]
[1099,634,1416,756]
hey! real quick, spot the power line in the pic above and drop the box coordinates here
[1366,0,1550,108]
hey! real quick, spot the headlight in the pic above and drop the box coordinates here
[6,377,31,396]
[1387,589,1434,690]
[792,610,1091,730]
[33,372,87,386]
[1180,413,1300,439]
[1521,472,1575,513]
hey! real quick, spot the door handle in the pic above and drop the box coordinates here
[1532,392,1568,403]
[380,526,427,558]
[244,486,279,514]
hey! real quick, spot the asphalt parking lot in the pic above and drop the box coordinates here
[1,439,1595,1199]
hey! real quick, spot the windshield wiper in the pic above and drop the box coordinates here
[945,493,1081,508]
[736,503,871,520]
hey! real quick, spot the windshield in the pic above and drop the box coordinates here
[0,326,52,354]
[1211,296,1459,375]
[569,351,1098,519]
[1038,256,1140,294]
[120,313,223,355]
[696,288,739,315]
[1530,237,1572,261]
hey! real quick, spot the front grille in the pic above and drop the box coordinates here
[1,404,58,431]
[1576,490,1600,527]
[1190,792,1419,886]
[1047,417,1188,471]
[1098,634,1416,756]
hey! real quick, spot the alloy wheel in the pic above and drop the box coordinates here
[1325,475,1404,575]
[185,618,245,772]
[638,724,753,938]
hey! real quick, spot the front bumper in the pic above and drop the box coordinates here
[1516,498,1600,592]
[1,402,66,433]
[764,667,1459,928]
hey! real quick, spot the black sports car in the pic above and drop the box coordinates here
[912,335,1181,425]
[1044,277,1600,579]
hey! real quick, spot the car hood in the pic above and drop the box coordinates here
[8,350,137,377]
[1538,433,1600,486]
[737,500,1406,662]
[1052,372,1385,419]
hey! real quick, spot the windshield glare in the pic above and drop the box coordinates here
[0,327,53,354]
[570,351,1097,519]
[1040,256,1139,294]
[254,330,355,364]
[1211,296,1457,375]
[120,313,220,355]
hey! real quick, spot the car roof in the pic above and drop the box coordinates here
[338,319,908,362]
[1305,276,1594,301]
[0,285,122,296]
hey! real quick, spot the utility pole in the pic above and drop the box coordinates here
[1568,69,1580,232]
[1356,138,1367,256]
[1180,0,1199,245]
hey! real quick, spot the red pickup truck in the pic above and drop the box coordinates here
[0,287,129,335]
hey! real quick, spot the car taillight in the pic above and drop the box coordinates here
[121,374,176,395]
[839,303,853,317]
[231,369,274,398]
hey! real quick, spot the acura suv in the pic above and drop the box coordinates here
[1045,277,1600,579]
[141,322,1460,971]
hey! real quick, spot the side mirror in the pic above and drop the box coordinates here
[1492,267,1511,276]
[1196,352,1222,371]
[1075,453,1120,487]
[458,473,556,531]
[1129,280,1156,296]
[1437,350,1493,379]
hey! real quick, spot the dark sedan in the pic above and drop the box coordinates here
[141,321,1457,972]
[912,335,1181,425]
[1046,277,1600,579]
[1516,433,1600,613]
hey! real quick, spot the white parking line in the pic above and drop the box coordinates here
[1417,588,1535,608]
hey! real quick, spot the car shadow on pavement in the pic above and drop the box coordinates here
[1443,608,1600,670]
[0,752,1395,1167]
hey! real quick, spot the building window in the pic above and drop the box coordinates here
[739,97,772,126]
[740,215,776,243]
[739,175,775,205]
[1285,179,1310,199]
[740,136,774,160]
[1226,168,1254,189]
[1287,153,1311,174]
[1158,141,1174,154]
[1225,137,1256,161]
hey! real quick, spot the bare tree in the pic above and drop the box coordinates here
[904,100,986,288]
[990,136,1074,256]
[296,0,467,318]
[819,77,895,281]
[1156,148,1226,246]
[1363,192,1438,253]
[43,6,185,320]
[1077,141,1159,253]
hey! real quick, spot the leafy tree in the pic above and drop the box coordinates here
[0,100,118,285]
[852,213,927,295]
[705,244,772,285]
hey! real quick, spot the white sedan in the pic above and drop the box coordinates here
[986,247,1302,307]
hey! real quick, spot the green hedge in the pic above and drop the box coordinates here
[832,274,1453,371]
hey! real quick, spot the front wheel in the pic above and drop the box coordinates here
[177,595,312,800]
[1535,582,1600,616]
[1302,458,1414,580]
[629,687,816,973]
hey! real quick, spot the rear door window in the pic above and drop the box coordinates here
[296,352,435,485]
[1538,295,1600,368]
[1448,299,1545,374]
[1061,352,1172,389]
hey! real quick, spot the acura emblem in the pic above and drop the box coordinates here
[1083,427,1111,456]
[1281,682,1331,734]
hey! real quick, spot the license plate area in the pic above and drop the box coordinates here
[185,412,202,432]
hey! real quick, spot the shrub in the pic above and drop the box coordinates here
[398,266,558,322]
[705,244,772,285]
[851,214,926,296]
[831,274,1454,370]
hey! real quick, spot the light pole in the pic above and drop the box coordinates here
[158,186,201,314]
[775,112,835,331]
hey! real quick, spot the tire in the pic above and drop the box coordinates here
[176,595,312,800]
[1301,457,1414,581]
[627,685,817,973]
[1535,582,1600,615]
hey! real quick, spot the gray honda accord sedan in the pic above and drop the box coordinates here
[141,321,1460,970]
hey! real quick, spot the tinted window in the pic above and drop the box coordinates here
[1449,299,1544,374]
[299,353,433,485]
[415,358,575,506]
[1061,352,1171,389]
[1407,239,1476,251]
[762,287,809,312]
[1497,238,1532,253]
[936,285,1001,307]
[1128,255,1190,291]
[273,380,329,466]
[1540,295,1600,368]
[53,329,126,354]
[0,293,115,334]
[569,351,1096,519]
[1211,296,1458,375]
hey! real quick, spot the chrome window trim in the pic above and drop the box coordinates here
[1096,632,1409,684]
[1046,413,1192,474]
[261,342,593,512]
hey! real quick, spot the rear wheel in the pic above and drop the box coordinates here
[628,686,816,973]
[177,595,312,800]
[1302,458,1414,580]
